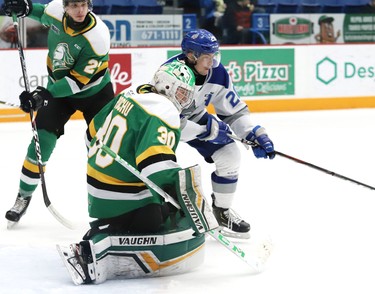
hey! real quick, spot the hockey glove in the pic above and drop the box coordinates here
[2,0,33,17]
[246,125,275,159]
[197,114,233,144]
[19,86,51,113]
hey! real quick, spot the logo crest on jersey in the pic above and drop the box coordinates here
[204,92,214,106]
[52,43,74,71]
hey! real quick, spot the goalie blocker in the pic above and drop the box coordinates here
[57,166,218,285]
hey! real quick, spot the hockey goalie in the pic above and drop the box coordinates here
[57,61,221,284]
[57,165,218,285]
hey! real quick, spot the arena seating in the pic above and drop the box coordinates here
[0,0,371,16]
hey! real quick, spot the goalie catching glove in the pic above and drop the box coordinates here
[2,0,32,18]
[246,125,275,159]
[19,86,51,113]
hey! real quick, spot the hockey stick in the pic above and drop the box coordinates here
[11,14,75,229]
[228,133,375,191]
[95,139,272,272]
[0,100,20,107]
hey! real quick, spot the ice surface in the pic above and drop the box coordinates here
[1,109,375,294]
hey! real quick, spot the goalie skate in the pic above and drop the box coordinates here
[56,242,95,285]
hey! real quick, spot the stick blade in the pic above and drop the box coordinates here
[47,205,76,230]
[208,229,273,273]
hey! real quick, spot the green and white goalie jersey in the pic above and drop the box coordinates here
[86,85,182,219]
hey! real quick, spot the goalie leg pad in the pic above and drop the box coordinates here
[85,227,205,281]
[177,165,219,235]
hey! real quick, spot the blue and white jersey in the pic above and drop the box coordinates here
[165,54,256,141]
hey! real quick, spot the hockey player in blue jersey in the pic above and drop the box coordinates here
[164,29,275,239]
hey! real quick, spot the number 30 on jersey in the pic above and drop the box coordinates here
[88,115,176,168]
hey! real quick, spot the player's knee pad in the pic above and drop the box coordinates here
[211,142,241,178]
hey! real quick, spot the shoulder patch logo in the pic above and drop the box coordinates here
[51,24,60,35]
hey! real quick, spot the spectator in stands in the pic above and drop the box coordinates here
[180,0,200,14]
[25,18,48,48]
[221,0,255,44]
[201,0,226,41]
[0,19,16,48]
[363,0,375,13]
[0,17,47,48]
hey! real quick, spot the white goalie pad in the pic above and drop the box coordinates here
[177,165,219,235]
[58,228,206,284]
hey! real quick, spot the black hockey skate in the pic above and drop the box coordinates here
[5,194,31,229]
[212,195,250,239]
[56,241,96,285]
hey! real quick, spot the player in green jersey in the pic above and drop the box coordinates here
[2,0,114,227]
[56,61,219,285]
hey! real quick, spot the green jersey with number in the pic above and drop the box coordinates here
[86,85,182,219]
[28,0,111,98]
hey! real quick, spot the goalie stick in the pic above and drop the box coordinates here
[9,14,75,229]
[228,133,375,191]
[95,139,273,273]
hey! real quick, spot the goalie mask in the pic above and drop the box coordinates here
[152,61,195,113]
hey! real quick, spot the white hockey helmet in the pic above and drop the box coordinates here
[152,61,195,113]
